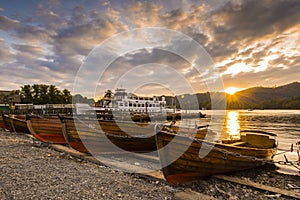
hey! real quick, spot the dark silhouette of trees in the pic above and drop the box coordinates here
[20,84,72,104]
[20,85,33,103]
[104,90,113,99]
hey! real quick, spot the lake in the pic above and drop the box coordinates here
[180,109,300,150]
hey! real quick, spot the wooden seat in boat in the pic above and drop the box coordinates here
[227,141,247,146]
[241,133,275,149]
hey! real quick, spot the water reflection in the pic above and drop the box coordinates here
[182,109,299,148]
[225,111,240,139]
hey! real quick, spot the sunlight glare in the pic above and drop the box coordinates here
[226,111,240,139]
[225,87,240,95]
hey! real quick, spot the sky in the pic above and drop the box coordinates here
[0,0,299,98]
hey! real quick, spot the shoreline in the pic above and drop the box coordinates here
[0,130,299,199]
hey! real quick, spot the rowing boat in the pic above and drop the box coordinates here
[2,114,30,134]
[26,115,67,144]
[2,114,14,132]
[60,116,158,154]
[59,116,89,153]
[156,129,277,184]
[12,115,30,134]
[60,114,210,154]
[0,115,5,130]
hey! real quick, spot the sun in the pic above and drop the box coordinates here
[225,87,240,95]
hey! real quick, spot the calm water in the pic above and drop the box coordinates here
[180,110,300,150]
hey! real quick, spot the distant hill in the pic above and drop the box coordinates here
[227,82,300,109]
[165,82,300,109]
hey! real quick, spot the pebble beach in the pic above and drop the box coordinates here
[0,130,299,200]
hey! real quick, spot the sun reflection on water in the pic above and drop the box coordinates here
[225,111,240,139]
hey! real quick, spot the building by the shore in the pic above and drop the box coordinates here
[0,90,21,110]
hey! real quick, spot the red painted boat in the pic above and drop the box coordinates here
[26,115,67,144]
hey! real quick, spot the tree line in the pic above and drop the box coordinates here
[16,84,93,105]
[20,84,72,104]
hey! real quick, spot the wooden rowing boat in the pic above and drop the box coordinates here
[2,114,30,134]
[60,115,210,154]
[60,116,158,154]
[11,115,30,134]
[2,114,14,132]
[26,115,67,144]
[156,129,277,184]
[59,116,89,153]
[0,115,5,130]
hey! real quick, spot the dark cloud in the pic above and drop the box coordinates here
[0,14,52,44]
[12,44,44,56]
[96,48,190,88]
[203,0,300,67]
[269,57,291,67]
[0,0,298,93]
[206,42,237,62]
[0,15,19,30]
[51,8,126,52]
[208,0,300,43]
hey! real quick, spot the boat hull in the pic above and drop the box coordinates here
[60,117,89,153]
[27,115,67,144]
[61,116,158,154]
[156,131,276,184]
[12,116,30,134]
[2,114,30,134]
[2,114,14,132]
[0,115,5,129]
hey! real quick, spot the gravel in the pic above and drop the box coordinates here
[0,130,299,200]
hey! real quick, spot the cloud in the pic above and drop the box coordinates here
[203,0,300,73]
[208,0,300,42]
[0,0,299,94]
[0,15,20,30]
[0,62,73,91]
[102,1,110,7]
[0,39,15,64]
[12,44,44,57]
[50,7,127,54]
